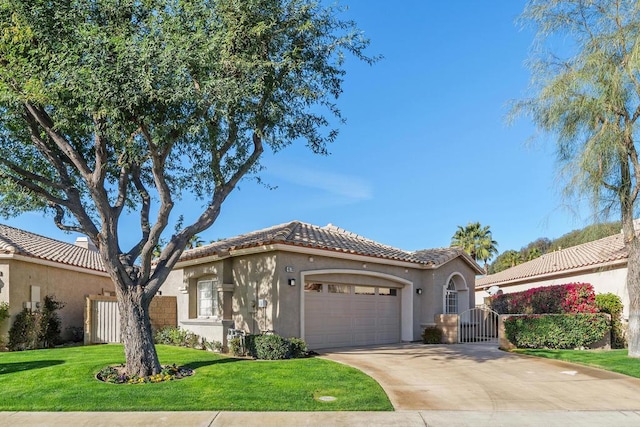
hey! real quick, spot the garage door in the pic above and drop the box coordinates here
[304,283,401,349]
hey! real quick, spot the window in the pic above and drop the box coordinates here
[378,288,397,296]
[354,286,375,295]
[445,279,458,314]
[197,279,218,318]
[328,284,350,294]
[304,283,323,293]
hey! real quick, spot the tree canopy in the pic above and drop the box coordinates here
[450,222,498,271]
[0,0,374,375]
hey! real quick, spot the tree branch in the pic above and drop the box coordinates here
[50,203,86,234]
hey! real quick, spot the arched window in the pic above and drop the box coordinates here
[445,279,458,314]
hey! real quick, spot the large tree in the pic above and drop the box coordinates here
[0,0,373,375]
[450,222,498,272]
[513,0,640,356]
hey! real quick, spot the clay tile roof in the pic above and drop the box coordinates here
[181,220,482,271]
[476,232,627,288]
[0,224,105,272]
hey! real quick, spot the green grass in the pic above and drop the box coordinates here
[513,348,640,378]
[0,345,392,411]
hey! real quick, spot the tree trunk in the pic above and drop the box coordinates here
[627,232,640,357]
[117,286,161,377]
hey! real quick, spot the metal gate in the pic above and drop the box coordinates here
[458,307,498,343]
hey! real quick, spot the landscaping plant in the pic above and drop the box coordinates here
[504,313,609,349]
[596,293,627,348]
[490,283,597,314]
[422,326,443,344]
[7,294,65,350]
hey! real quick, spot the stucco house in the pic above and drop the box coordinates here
[476,231,630,319]
[161,221,483,349]
[0,224,113,341]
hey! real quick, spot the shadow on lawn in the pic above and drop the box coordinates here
[0,360,65,375]
[183,357,246,370]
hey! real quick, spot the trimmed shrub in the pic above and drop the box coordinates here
[254,334,290,360]
[596,293,626,348]
[244,334,258,357]
[422,326,443,344]
[154,326,201,348]
[0,301,9,323]
[504,313,609,349]
[490,283,597,314]
[288,337,308,358]
[228,333,308,359]
[228,337,244,356]
[8,309,38,351]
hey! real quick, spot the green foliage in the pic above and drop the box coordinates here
[228,337,244,357]
[513,0,640,352]
[97,363,193,384]
[513,348,640,379]
[0,345,393,411]
[287,337,308,358]
[489,222,620,274]
[254,334,291,360]
[421,327,443,344]
[0,0,375,374]
[8,295,65,350]
[450,222,498,265]
[8,309,38,351]
[38,295,65,348]
[154,326,202,348]
[596,293,626,349]
[504,314,610,349]
[203,339,223,353]
[0,301,9,323]
[230,333,308,359]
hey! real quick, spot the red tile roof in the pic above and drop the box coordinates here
[180,221,482,271]
[476,232,627,288]
[0,224,105,272]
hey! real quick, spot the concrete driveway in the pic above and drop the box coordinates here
[321,343,640,411]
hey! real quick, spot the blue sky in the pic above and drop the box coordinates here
[3,0,601,259]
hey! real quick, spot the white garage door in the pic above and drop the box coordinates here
[304,283,401,349]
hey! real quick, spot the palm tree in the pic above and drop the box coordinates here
[503,250,522,268]
[186,234,204,250]
[526,247,542,261]
[451,222,498,272]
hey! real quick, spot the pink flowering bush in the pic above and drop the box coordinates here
[489,283,597,314]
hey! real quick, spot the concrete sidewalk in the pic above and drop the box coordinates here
[1,410,640,426]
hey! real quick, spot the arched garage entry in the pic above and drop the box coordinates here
[300,269,413,349]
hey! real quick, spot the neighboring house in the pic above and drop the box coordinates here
[0,224,113,341]
[161,221,483,350]
[476,232,629,319]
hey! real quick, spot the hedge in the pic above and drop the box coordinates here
[504,313,609,349]
[490,283,597,314]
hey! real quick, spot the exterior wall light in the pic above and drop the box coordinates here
[288,278,296,287]
[416,288,423,295]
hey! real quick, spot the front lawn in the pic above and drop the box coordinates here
[513,348,640,378]
[0,344,392,411]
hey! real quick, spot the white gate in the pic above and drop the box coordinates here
[458,307,498,344]
[91,299,121,343]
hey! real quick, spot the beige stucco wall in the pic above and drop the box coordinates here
[475,265,629,319]
[0,258,112,341]
[163,248,479,343]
